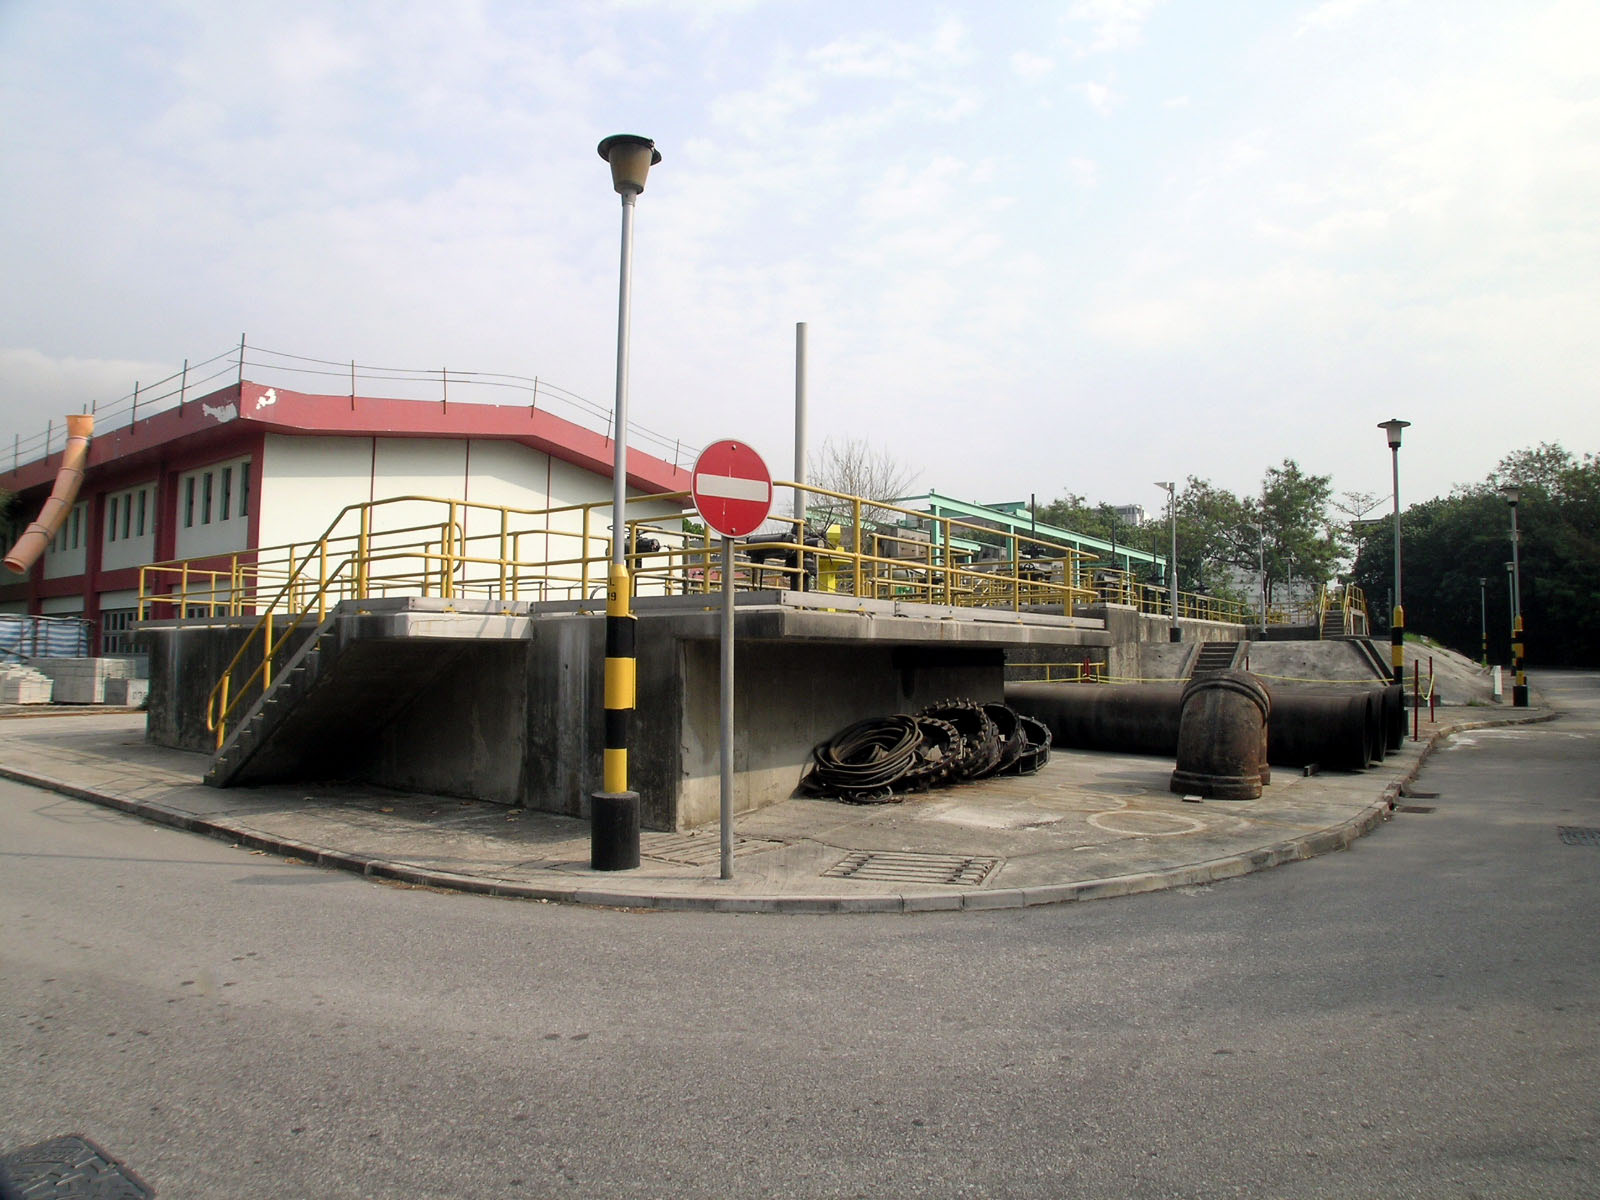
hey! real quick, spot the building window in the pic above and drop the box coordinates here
[184,477,195,528]
[107,496,119,542]
[239,460,251,518]
[101,608,140,656]
[137,488,147,537]
[69,505,82,550]
[219,466,232,521]
[202,472,214,525]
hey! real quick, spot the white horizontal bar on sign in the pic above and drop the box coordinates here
[694,474,770,502]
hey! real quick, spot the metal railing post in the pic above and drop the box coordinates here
[356,506,370,599]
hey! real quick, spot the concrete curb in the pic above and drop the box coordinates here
[0,707,1553,915]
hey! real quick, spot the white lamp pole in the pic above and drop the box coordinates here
[1155,481,1178,641]
[591,133,661,872]
[1500,485,1527,707]
[1378,418,1410,687]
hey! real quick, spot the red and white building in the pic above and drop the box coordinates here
[1,380,691,652]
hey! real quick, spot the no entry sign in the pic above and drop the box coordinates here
[692,440,772,538]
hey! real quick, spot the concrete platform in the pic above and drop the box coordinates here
[0,702,1556,913]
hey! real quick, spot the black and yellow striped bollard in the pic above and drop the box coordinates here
[591,561,640,870]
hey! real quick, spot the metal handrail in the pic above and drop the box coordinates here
[145,483,1271,750]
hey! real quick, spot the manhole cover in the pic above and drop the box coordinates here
[1558,826,1600,847]
[823,850,999,886]
[642,831,783,866]
[0,1134,154,1199]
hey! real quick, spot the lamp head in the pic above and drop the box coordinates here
[1377,417,1411,449]
[1499,483,1521,505]
[598,134,661,195]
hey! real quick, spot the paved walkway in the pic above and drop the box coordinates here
[0,703,1554,913]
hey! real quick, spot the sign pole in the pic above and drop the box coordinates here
[690,439,773,885]
[720,535,735,880]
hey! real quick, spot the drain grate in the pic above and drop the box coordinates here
[642,832,783,866]
[1397,804,1436,814]
[1,1134,154,1199]
[1558,826,1600,847]
[823,850,999,886]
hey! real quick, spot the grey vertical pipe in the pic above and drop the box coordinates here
[237,333,246,386]
[720,535,735,880]
[179,358,188,411]
[794,321,807,523]
[611,192,636,567]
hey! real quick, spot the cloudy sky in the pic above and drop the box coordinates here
[2,0,1595,513]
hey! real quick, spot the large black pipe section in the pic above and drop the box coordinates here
[1267,688,1376,771]
[1006,681,1183,757]
[1007,679,1393,773]
[1171,671,1271,800]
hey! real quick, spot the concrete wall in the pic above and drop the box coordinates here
[674,641,1003,828]
[142,621,318,753]
[364,641,529,805]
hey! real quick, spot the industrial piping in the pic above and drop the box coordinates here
[3,414,94,573]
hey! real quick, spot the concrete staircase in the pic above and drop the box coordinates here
[1188,640,1241,677]
[1320,603,1345,639]
[205,618,480,788]
[205,616,341,787]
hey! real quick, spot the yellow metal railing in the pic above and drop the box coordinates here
[1314,583,1370,637]
[1085,567,1249,625]
[138,483,1271,750]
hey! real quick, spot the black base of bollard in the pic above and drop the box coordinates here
[1169,627,1181,642]
[1513,684,1529,708]
[590,791,640,871]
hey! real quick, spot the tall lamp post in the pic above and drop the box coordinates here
[1478,576,1487,667]
[1377,418,1410,688]
[1249,523,1266,634]
[1500,485,1527,707]
[591,133,661,871]
[1155,481,1178,641]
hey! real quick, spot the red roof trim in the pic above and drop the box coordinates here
[1,381,691,497]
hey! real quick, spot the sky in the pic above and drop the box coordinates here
[2,0,1596,515]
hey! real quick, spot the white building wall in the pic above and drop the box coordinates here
[42,502,88,580]
[257,434,376,550]
[250,433,686,603]
[173,458,251,560]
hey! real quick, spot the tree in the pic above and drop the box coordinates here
[1034,493,1158,563]
[804,437,921,534]
[1350,444,1600,666]
[1253,459,1343,608]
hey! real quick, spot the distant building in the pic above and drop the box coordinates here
[1,380,689,652]
[1112,504,1146,527]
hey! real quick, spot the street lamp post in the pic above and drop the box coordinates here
[591,133,661,872]
[1250,523,1266,634]
[1155,481,1178,642]
[1500,485,1527,707]
[1377,419,1410,688]
[1478,576,1487,667]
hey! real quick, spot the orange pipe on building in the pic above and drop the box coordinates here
[4,414,95,573]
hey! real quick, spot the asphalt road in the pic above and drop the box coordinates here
[4,672,1597,1199]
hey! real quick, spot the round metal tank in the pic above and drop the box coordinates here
[1170,670,1271,800]
[1004,681,1183,757]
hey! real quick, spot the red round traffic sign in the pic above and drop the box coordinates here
[692,440,773,538]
